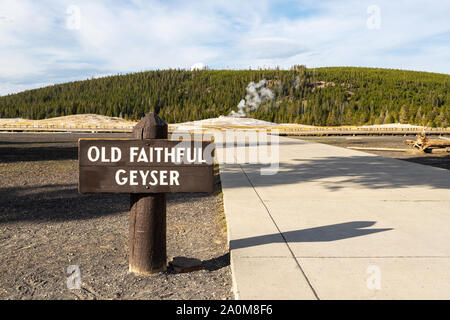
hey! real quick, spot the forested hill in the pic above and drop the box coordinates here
[0,66,449,127]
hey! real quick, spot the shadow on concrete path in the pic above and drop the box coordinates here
[230,221,393,250]
[222,155,450,190]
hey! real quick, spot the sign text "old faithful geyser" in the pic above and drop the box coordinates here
[78,139,214,194]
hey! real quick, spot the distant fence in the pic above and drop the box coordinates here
[271,127,450,136]
[0,123,134,133]
[173,125,450,136]
[1,123,449,135]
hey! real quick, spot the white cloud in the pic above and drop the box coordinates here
[0,82,53,96]
[242,37,308,59]
[0,0,449,95]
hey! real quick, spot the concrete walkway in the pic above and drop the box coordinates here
[217,136,450,299]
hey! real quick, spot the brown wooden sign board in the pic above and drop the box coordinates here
[79,139,214,194]
[78,113,215,275]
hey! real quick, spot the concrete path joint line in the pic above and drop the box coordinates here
[238,164,321,300]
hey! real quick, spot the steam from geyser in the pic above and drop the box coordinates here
[230,79,274,117]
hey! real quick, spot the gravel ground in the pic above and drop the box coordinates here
[292,135,450,170]
[0,133,232,300]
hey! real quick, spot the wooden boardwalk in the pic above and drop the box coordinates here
[2,124,449,136]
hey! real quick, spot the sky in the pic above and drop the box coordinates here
[1,0,449,96]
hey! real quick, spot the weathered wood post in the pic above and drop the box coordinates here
[129,113,168,274]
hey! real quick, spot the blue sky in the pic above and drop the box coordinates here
[1,0,449,95]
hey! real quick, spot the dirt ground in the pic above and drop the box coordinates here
[0,133,232,300]
[292,135,450,170]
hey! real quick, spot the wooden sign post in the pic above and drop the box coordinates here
[78,113,214,274]
[130,114,167,274]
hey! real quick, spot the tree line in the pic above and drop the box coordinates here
[0,66,448,127]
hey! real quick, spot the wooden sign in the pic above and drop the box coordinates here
[78,113,215,275]
[79,139,214,193]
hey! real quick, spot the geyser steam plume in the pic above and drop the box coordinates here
[230,79,274,117]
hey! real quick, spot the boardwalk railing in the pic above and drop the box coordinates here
[0,123,135,133]
[1,123,449,135]
[270,126,450,136]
